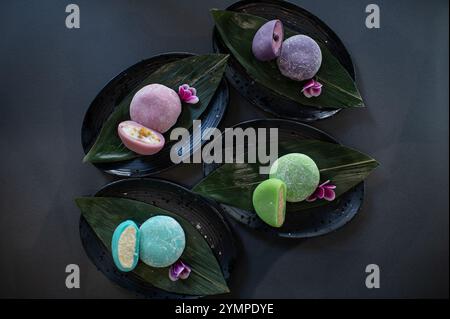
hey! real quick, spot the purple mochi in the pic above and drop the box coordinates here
[277,35,322,81]
[130,84,182,133]
[252,19,284,61]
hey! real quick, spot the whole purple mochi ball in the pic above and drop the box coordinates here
[277,35,322,81]
[252,19,284,61]
[130,84,182,133]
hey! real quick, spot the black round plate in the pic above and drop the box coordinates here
[202,119,364,238]
[79,178,237,298]
[81,52,229,177]
[212,0,356,121]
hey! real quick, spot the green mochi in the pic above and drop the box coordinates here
[269,153,320,202]
[139,215,186,268]
[252,178,287,228]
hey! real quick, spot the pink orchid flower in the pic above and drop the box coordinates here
[306,180,336,202]
[301,79,323,98]
[168,260,191,281]
[178,84,199,104]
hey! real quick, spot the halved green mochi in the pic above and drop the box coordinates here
[111,220,140,272]
[139,215,186,268]
[252,178,287,228]
[269,153,320,202]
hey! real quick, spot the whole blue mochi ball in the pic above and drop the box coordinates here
[139,215,186,268]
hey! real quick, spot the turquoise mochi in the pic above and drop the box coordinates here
[139,215,186,268]
[111,220,140,272]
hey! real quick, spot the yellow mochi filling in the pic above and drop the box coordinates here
[118,226,137,268]
[278,188,285,224]
[123,125,161,144]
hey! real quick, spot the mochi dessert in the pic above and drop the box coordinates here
[111,220,140,272]
[139,215,186,268]
[130,83,182,133]
[277,35,322,81]
[252,19,284,61]
[270,153,320,202]
[118,120,165,155]
[252,178,287,228]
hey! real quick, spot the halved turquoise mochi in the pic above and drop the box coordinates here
[111,220,140,272]
[139,215,186,268]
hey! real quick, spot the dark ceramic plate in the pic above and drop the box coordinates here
[81,52,229,177]
[79,178,237,299]
[201,119,364,238]
[212,0,356,121]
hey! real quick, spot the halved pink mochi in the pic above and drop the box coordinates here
[130,84,182,133]
[252,19,284,61]
[117,120,165,155]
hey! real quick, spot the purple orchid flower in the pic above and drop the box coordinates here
[169,260,191,281]
[301,79,323,98]
[306,180,336,202]
[178,84,199,104]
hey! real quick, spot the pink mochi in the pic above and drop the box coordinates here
[130,84,182,133]
[118,120,165,155]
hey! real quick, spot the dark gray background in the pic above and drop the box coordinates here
[0,0,448,298]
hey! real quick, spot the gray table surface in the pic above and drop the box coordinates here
[0,0,448,298]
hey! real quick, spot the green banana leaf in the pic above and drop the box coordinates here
[212,9,364,109]
[192,140,378,212]
[83,54,229,163]
[75,197,229,296]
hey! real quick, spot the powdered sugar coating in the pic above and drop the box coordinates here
[277,35,322,81]
[130,84,182,133]
[269,153,320,202]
